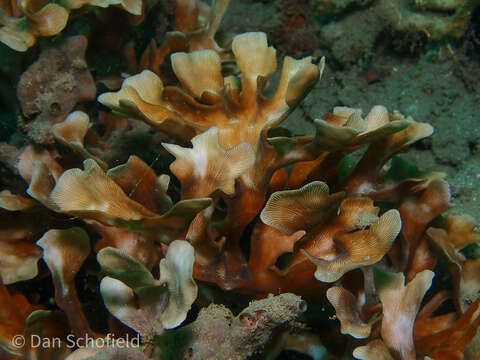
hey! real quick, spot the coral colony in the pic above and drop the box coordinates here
[1,0,480,359]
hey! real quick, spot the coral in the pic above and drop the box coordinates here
[99,32,328,289]
[97,240,197,335]
[0,283,71,359]
[1,3,480,359]
[37,228,93,337]
[129,0,231,78]
[0,0,68,51]
[0,0,142,51]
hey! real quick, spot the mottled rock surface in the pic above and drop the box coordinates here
[17,36,96,145]
[186,293,306,360]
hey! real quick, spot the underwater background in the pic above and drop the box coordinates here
[1,0,480,359]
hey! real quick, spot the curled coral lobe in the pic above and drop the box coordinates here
[304,208,401,283]
[107,155,172,214]
[0,3,68,51]
[158,240,197,329]
[232,32,277,94]
[97,246,156,290]
[52,111,107,169]
[338,108,434,195]
[98,69,164,113]
[26,160,58,211]
[262,183,400,283]
[171,50,223,102]
[52,111,89,148]
[163,127,255,198]
[312,105,411,153]
[260,181,343,235]
[98,240,197,336]
[0,190,36,211]
[444,214,480,250]
[326,286,378,339]
[353,339,394,360]
[100,276,159,337]
[0,240,42,285]
[0,190,45,285]
[51,158,156,222]
[98,69,199,139]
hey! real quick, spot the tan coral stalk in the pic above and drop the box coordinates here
[376,269,434,360]
[339,109,434,195]
[37,227,94,338]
